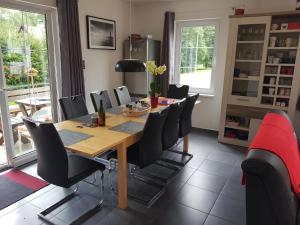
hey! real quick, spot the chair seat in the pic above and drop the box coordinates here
[65,155,105,188]
[107,144,140,166]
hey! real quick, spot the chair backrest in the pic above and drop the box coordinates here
[138,107,169,168]
[59,95,88,120]
[162,99,186,150]
[23,118,68,187]
[242,150,298,225]
[167,84,189,99]
[90,90,112,112]
[114,86,131,106]
[179,93,199,138]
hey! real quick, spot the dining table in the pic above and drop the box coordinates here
[54,97,197,209]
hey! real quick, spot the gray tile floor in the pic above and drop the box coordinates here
[0,129,247,225]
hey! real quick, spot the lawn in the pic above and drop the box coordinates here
[180,69,212,89]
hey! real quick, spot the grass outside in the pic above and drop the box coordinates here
[180,68,212,89]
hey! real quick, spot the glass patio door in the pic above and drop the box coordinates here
[0,4,59,167]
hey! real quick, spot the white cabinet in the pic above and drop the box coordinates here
[219,12,300,147]
[228,16,271,107]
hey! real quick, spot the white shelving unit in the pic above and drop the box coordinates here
[268,47,298,50]
[270,29,300,33]
[219,11,300,147]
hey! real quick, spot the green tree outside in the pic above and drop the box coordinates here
[0,8,49,89]
[180,25,215,74]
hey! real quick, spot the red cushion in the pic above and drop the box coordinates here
[247,113,300,197]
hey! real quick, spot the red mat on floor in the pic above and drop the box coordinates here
[0,170,48,210]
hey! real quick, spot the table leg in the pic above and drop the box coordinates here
[117,142,127,209]
[183,135,189,154]
[18,104,29,117]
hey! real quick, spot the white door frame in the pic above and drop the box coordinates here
[0,0,61,167]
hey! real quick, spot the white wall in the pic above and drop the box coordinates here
[133,0,297,131]
[79,0,129,111]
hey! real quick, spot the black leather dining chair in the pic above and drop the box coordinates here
[160,93,198,166]
[158,98,193,166]
[108,107,169,206]
[179,93,199,138]
[23,118,105,225]
[59,95,89,120]
[167,84,189,99]
[114,86,132,106]
[90,90,112,112]
[162,99,186,150]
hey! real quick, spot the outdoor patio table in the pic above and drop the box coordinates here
[15,97,51,117]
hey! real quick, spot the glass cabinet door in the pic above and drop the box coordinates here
[230,19,269,104]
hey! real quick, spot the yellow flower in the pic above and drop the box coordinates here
[146,61,167,76]
[146,61,156,74]
[156,65,166,75]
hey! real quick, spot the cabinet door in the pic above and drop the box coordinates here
[228,16,271,106]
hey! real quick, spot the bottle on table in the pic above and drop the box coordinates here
[98,100,106,127]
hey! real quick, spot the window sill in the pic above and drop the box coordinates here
[189,92,215,98]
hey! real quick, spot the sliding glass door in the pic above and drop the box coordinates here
[0,2,60,168]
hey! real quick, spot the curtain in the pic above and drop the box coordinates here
[56,0,85,97]
[159,11,175,97]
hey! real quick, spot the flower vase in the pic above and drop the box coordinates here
[150,96,159,108]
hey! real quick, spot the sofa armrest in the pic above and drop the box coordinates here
[242,150,298,225]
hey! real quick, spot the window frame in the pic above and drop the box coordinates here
[174,19,220,95]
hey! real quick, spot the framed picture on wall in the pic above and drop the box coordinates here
[86,16,116,50]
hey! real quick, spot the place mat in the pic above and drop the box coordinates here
[109,121,144,134]
[70,114,94,124]
[58,129,93,146]
[106,106,123,115]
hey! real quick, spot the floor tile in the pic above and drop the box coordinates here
[0,198,28,217]
[172,166,196,184]
[55,194,102,223]
[24,184,56,202]
[188,142,216,159]
[151,202,208,225]
[94,207,153,225]
[0,202,44,225]
[185,155,205,169]
[175,184,218,213]
[228,167,244,184]
[211,194,246,225]
[208,151,239,165]
[187,171,226,193]
[198,160,234,178]
[221,181,245,202]
[204,215,237,225]
[30,187,74,210]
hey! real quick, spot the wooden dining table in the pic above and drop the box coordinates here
[55,98,194,209]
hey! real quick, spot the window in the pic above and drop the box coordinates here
[174,19,219,95]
